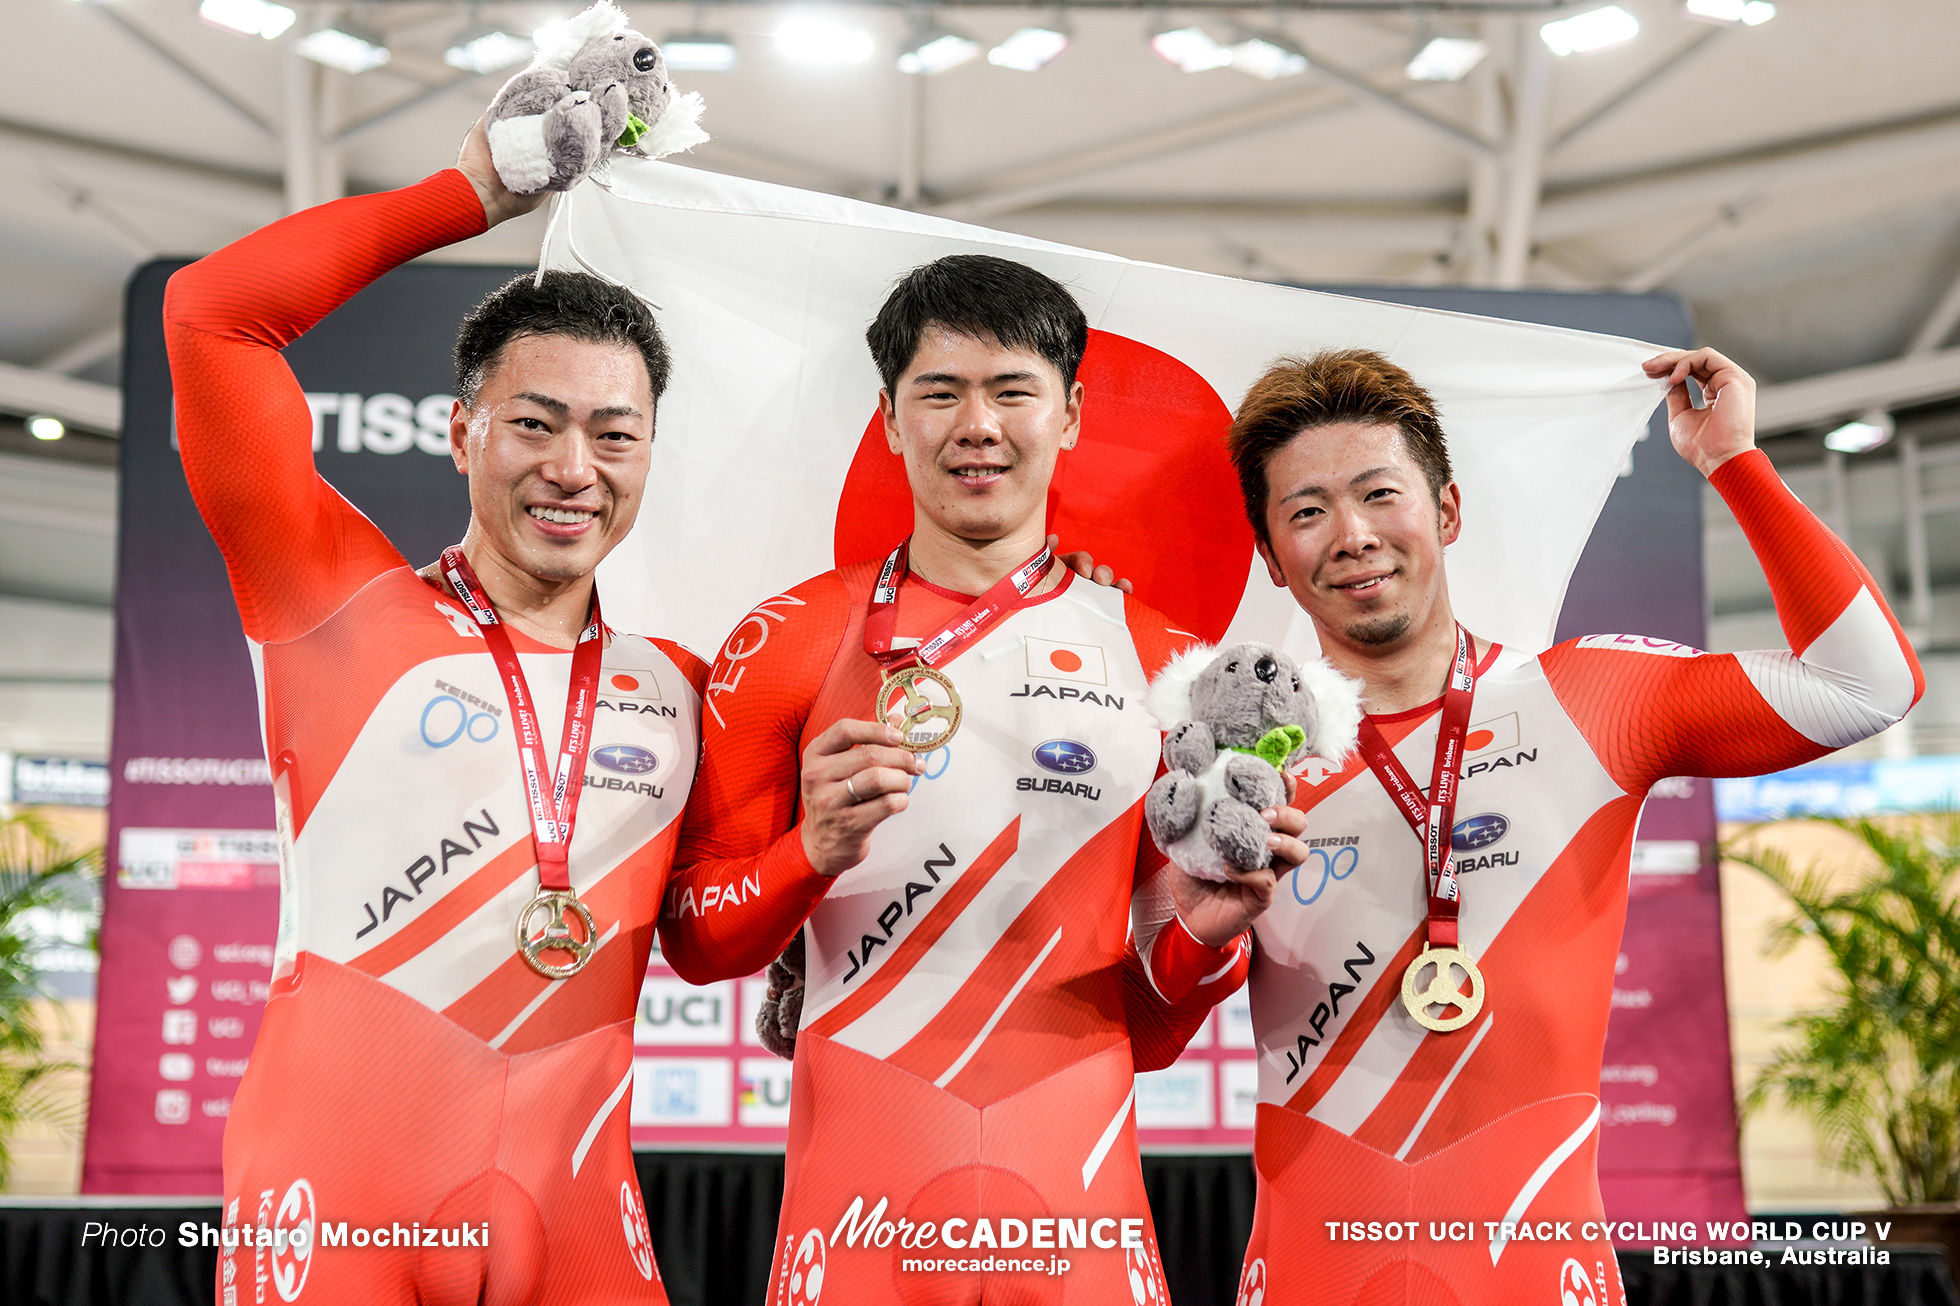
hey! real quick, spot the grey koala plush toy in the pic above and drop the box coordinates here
[485,0,708,195]
[1144,643,1363,882]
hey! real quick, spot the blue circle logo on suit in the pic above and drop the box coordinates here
[594,745,660,775]
[1032,740,1097,774]
[1450,813,1509,852]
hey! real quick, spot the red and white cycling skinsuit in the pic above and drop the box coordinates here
[167,170,703,1305]
[1234,450,1922,1306]
[662,561,1249,1305]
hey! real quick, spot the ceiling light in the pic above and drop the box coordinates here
[444,29,533,73]
[26,415,64,442]
[988,25,1070,72]
[1824,409,1894,454]
[1540,5,1639,56]
[1406,36,1487,81]
[776,14,874,65]
[1685,0,1775,22]
[297,23,391,74]
[197,0,296,40]
[1150,25,1233,73]
[662,31,739,72]
[1229,30,1306,80]
[898,22,980,75]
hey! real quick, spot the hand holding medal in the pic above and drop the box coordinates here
[795,536,1055,878]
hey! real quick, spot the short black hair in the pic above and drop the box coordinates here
[455,270,671,410]
[866,254,1088,394]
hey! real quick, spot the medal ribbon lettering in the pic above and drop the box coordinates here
[1354,625,1486,1031]
[862,538,1055,751]
[441,546,605,977]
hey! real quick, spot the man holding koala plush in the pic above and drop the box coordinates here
[163,6,724,1301]
[1222,347,1922,1305]
[659,255,1325,1303]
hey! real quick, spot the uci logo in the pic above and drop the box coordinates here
[421,695,498,749]
[1451,813,1509,852]
[1033,739,1097,774]
[1291,846,1358,907]
[594,745,659,775]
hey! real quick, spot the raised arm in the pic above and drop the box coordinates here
[1542,348,1922,789]
[166,120,534,643]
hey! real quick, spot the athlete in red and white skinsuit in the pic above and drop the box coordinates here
[660,261,1302,1306]
[1226,350,1922,1306]
[169,127,699,1303]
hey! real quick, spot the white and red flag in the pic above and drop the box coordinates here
[544,159,1665,658]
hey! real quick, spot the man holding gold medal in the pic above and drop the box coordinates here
[662,255,1312,1303]
[167,114,710,1301]
[1221,347,1923,1305]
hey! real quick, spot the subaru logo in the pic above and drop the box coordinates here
[1032,740,1096,775]
[594,745,659,775]
[1451,813,1508,852]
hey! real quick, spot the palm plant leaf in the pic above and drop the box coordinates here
[0,812,100,1190]
[1727,815,1960,1204]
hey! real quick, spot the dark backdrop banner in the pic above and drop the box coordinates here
[84,259,504,1193]
[1313,285,1745,1235]
[87,262,1740,1235]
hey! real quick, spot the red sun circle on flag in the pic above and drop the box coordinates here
[833,329,1253,644]
[610,674,641,693]
[1049,649,1083,673]
[1466,729,1494,751]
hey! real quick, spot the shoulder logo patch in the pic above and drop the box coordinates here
[1575,634,1702,659]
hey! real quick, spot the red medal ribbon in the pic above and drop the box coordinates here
[862,538,1056,672]
[440,546,605,895]
[1354,625,1478,950]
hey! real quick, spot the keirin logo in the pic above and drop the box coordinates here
[620,1181,656,1281]
[1125,1238,1166,1305]
[1236,1257,1267,1306]
[782,1228,825,1306]
[1559,1257,1599,1306]
[270,1179,314,1302]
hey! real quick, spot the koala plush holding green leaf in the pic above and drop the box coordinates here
[486,0,708,195]
[1144,643,1362,882]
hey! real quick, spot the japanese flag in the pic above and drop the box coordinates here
[546,160,1666,662]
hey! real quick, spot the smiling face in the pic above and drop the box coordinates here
[881,325,1083,551]
[449,333,655,585]
[1256,420,1461,655]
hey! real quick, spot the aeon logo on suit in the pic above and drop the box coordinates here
[1033,740,1097,775]
[594,745,659,775]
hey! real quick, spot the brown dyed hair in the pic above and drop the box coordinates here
[1227,348,1453,548]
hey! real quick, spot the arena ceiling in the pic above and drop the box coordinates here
[6,0,1960,625]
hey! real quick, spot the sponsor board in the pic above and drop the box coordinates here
[630,1057,734,1127]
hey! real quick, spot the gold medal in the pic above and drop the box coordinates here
[1400,946,1485,1032]
[875,665,962,753]
[515,889,599,979]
